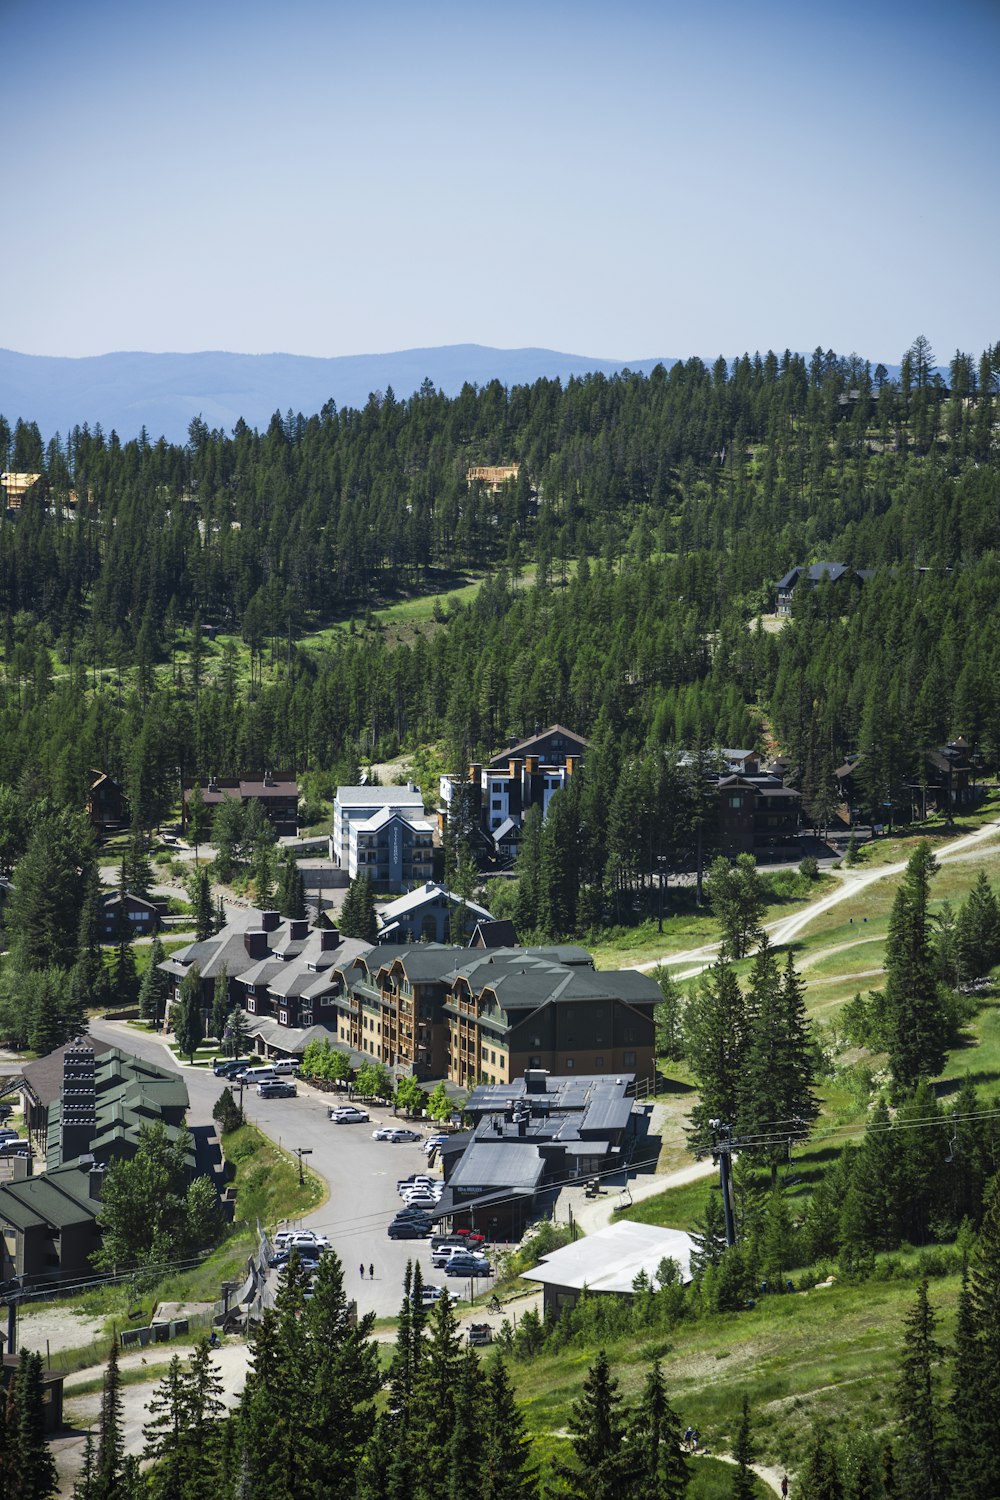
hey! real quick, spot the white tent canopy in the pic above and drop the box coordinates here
[525,1220,695,1295]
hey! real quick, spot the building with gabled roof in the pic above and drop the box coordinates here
[376,881,495,944]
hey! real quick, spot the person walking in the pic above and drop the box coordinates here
[781,1477,789,1498]
[359,1263,365,1280]
[369,1262,374,1280]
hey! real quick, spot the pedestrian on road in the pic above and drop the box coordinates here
[781,1477,789,1498]
[359,1263,365,1280]
[369,1262,374,1280]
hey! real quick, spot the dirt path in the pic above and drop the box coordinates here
[636,815,1000,980]
[698,1450,786,1495]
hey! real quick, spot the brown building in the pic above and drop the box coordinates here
[327,943,661,1087]
[87,770,130,840]
[715,773,801,857]
[183,773,299,837]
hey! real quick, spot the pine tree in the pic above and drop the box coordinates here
[479,1355,538,1500]
[142,1354,187,1498]
[409,1291,465,1500]
[689,1190,729,1279]
[704,853,766,959]
[94,1340,125,1500]
[341,873,377,942]
[624,1360,688,1499]
[555,1350,630,1500]
[138,936,169,1026]
[895,1279,946,1500]
[804,1429,843,1500]
[7,1350,57,1500]
[686,959,747,1147]
[445,1350,488,1500]
[738,943,818,1186]
[194,867,214,942]
[883,842,949,1089]
[951,1182,1000,1498]
[955,870,1000,980]
[211,966,230,1043]
[173,968,204,1062]
[302,1249,382,1500]
[121,829,153,899]
[729,1395,755,1500]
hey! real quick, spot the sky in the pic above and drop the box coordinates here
[4,0,999,366]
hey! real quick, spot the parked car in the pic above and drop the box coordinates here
[274,1229,330,1250]
[467,1323,493,1346]
[421,1285,444,1305]
[387,1218,432,1239]
[430,1231,485,1252]
[373,1126,421,1142]
[258,1079,297,1098]
[330,1106,370,1123]
[397,1174,436,1192]
[388,1128,421,1143]
[213,1058,254,1077]
[400,1192,439,1210]
[444,1254,490,1278]
[423,1135,449,1155]
[431,1244,473,1269]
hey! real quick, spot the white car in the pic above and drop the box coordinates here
[398,1175,437,1196]
[330,1106,370,1123]
[274,1229,330,1251]
[420,1285,444,1305]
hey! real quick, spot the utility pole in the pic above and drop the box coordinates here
[295,1146,313,1186]
[709,1120,737,1247]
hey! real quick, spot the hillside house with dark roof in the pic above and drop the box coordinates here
[86,770,129,840]
[183,774,299,838]
[775,562,873,617]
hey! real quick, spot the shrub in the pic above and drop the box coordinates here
[799,855,820,881]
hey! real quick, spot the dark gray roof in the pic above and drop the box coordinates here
[448,1142,545,1192]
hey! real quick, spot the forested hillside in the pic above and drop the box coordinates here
[0,338,998,835]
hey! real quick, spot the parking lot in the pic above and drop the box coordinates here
[89,1021,498,1319]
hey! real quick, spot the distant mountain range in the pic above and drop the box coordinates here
[0,345,678,446]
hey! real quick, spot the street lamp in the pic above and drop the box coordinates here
[294,1147,313,1186]
[656,855,669,934]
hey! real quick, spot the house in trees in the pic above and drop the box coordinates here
[440,726,590,860]
[466,464,520,493]
[183,774,299,838]
[909,739,980,821]
[0,472,41,510]
[775,562,873,617]
[86,770,130,840]
[715,772,801,857]
[100,890,163,939]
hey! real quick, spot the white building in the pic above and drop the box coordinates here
[331,784,425,867]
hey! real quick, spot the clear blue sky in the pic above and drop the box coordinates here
[5,0,998,366]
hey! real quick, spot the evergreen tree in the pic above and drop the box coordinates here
[211,966,230,1043]
[704,853,766,959]
[624,1360,688,1499]
[685,959,747,1147]
[729,1395,754,1500]
[9,1350,57,1500]
[955,870,1000,980]
[94,1340,125,1500]
[554,1350,630,1500]
[738,943,817,1186]
[689,1190,729,1279]
[883,843,949,1089]
[479,1355,538,1500]
[409,1289,465,1500]
[8,808,95,972]
[804,1430,843,1500]
[187,782,211,860]
[951,1180,1000,1498]
[279,856,307,919]
[121,829,153,899]
[193,867,214,942]
[302,1249,383,1499]
[895,1280,946,1500]
[173,968,204,1062]
[138,936,169,1026]
[341,873,377,942]
[445,1350,488,1500]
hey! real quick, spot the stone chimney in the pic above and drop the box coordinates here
[289,919,309,941]
[320,926,340,950]
[261,910,281,932]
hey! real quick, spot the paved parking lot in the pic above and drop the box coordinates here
[89,1021,496,1319]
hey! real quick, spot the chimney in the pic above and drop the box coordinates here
[263,770,275,787]
[320,926,340,950]
[526,756,538,775]
[289,919,309,941]
[244,929,268,959]
[83,1157,106,1200]
[524,1067,548,1094]
[517,1117,527,1137]
[61,1041,97,1162]
[468,762,481,784]
[261,910,281,932]
[566,756,578,777]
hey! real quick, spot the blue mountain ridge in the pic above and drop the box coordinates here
[0,345,676,446]
[0,345,924,447]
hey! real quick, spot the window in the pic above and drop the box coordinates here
[729,795,742,809]
[490,1050,496,1065]
[595,1056,604,1068]
[491,800,502,810]
[530,1056,541,1068]
[624,1050,636,1067]
[565,1058,574,1070]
